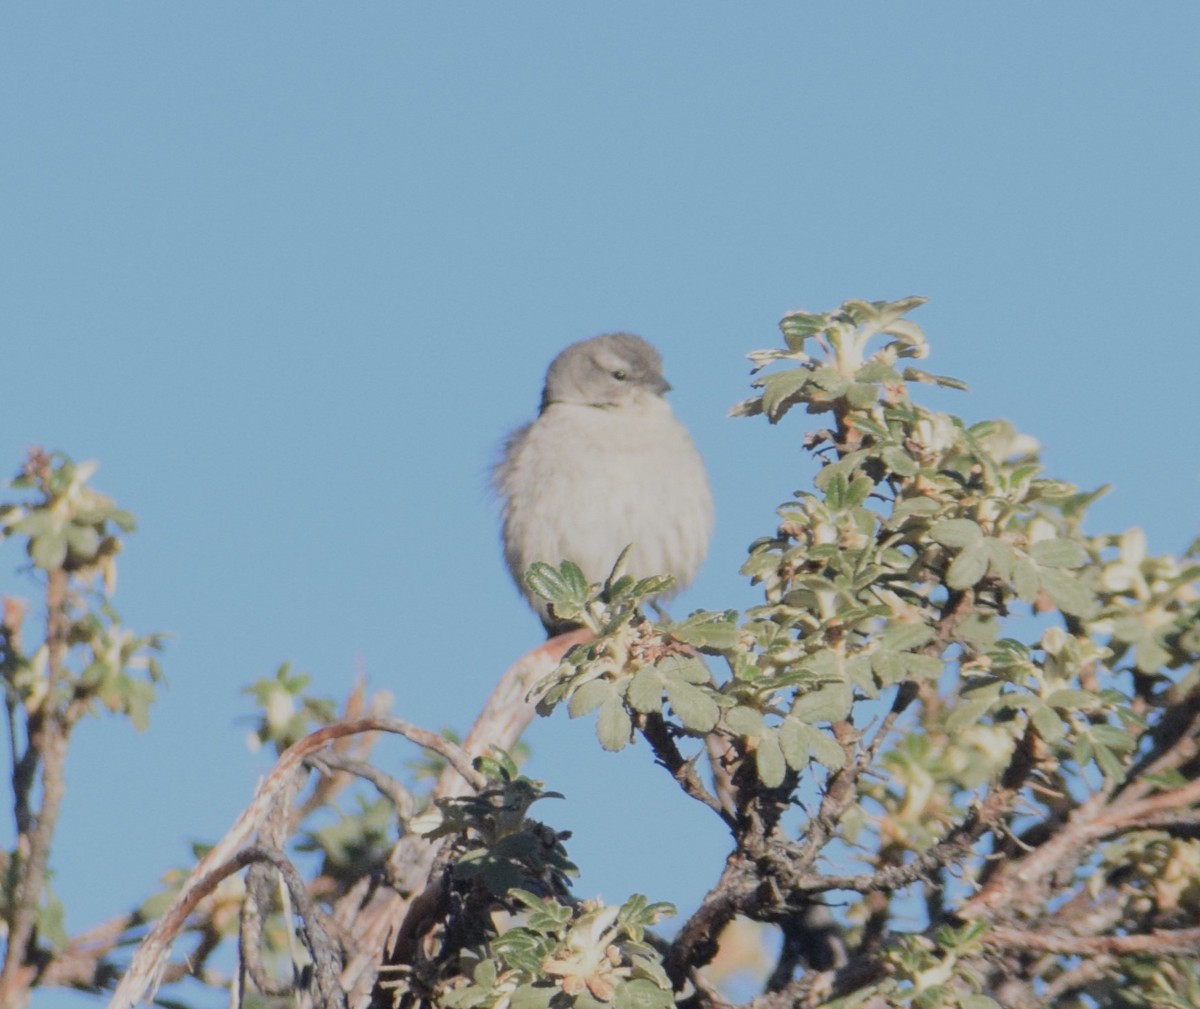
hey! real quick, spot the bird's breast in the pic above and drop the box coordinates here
[502,402,713,593]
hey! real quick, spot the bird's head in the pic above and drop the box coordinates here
[541,332,671,411]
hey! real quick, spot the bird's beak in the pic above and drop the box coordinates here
[654,376,672,395]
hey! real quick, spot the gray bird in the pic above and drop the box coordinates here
[494,333,714,635]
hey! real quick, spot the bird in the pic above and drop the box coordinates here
[494,332,714,635]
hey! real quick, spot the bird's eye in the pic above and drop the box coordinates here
[612,369,627,381]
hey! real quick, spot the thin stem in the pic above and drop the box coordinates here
[0,568,70,1006]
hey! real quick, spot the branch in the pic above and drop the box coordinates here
[781,785,1013,896]
[988,924,1200,957]
[110,716,476,1008]
[240,846,346,1009]
[640,713,737,829]
[664,853,757,985]
[368,716,487,793]
[0,568,70,1005]
[306,752,415,817]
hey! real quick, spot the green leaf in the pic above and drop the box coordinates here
[1134,635,1171,673]
[761,368,811,420]
[657,654,709,684]
[65,523,100,559]
[882,622,936,652]
[755,730,787,787]
[569,679,614,718]
[856,360,901,384]
[725,705,765,736]
[525,560,589,608]
[1044,688,1098,711]
[667,611,741,650]
[30,530,68,570]
[945,696,995,733]
[881,446,920,477]
[614,979,674,1009]
[792,683,853,723]
[442,984,488,1008]
[626,667,664,713]
[845,381,878,408]
[13,510,56,536]
[1094,743,1126,782]
[510,984,558,1009]
[930,519,983,548]
[1029,702,1065,743]
[1038,568,1096,617]
[982,538,1014,580]
[473,959,498,987]
[1031,538,1086,569]
[777,717,809,769]
[902,367,969,392]
[806,726,848,770]
[947,540,989,590]
[873,650,943,685]
[1013,557,1041,602]
[779,311,827,349]
[574,990,610,1009]
[597,696,632,751]
[842,475,873,509]
[664,680,719,733]
[1091,722,1136,751]
[810,365,851,398]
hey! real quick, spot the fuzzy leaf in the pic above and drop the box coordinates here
[792,683,853,723]
[882,623,936,652]
[777,717,808,769]
[881,446,920,477]
[1039,568,1096,617]
[761,368,811,421]
[664,680,719,733]
[1031,538,1087,569]
[569,679,614,719]
[30,531,68,570]
[510,985,558,1009]
[945,696,995,732]
[626,667,664,713]
[930,519,984,548]
[597,696,632,752]
[755,730,787,787]
[1044,688,1099,711]
[614,979,674,1009]
[657,654,710,685]
[725,705,766,736]
[667,611,741,651]
[1029,702,1065,743]
[525,560,589,606]
[806,726,848,770]
[947,540,989,589]
[1013,557,1041,602]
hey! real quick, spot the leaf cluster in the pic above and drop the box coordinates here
[527,298,1200,1008]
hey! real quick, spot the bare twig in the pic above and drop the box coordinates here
[241,845,346,1009]
[988,924,1200,956]
[306,752,415,818]
[1039,956,1115,1004]
[640,713,737,829]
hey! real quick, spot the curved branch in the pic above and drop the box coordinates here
[110,716,478,1008]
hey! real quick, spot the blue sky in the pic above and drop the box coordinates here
[2,5,1198,1007]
